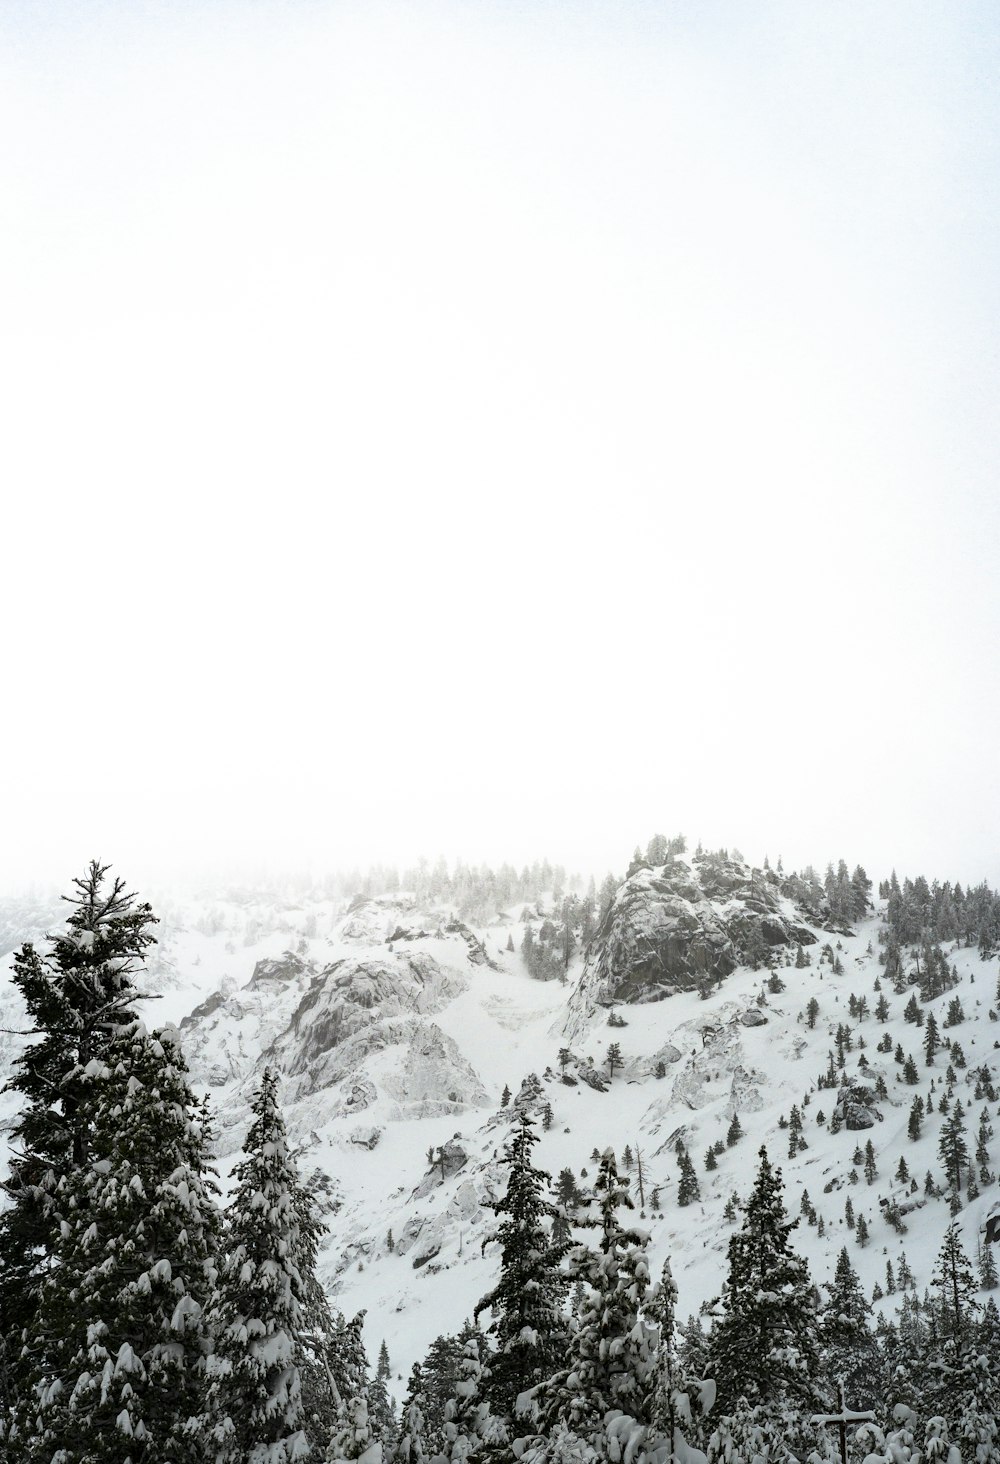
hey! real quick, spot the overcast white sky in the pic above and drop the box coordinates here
[1,1,999,892]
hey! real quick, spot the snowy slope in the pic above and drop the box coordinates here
[2,859,998,1400]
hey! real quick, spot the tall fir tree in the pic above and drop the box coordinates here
[12,1021,220,1462]
[369,1342,398,1455]
[396,1364,428,1464]
[474,1108,568,1425]
[0,863,156,1410]
[821,1247,881,1410]
[539,1150,655,1450]
[440,1336,508,1463]
[200,1066,330,1462]
[706,1148,827,1431]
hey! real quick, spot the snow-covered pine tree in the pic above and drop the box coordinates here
[474,1107,568,1425]
[369,1341,399,1456]
[539,1149,655,1453]
[676,1146,700,1206]
[14,1020,220,1462]
[441,1335,508,1464]
[646,1256,708,1461]
[201,1065,330,1462]
[820,1247,881,1411]
[421,1333,463,1458]
[706,1148,827,1439]
[397,1363,429,1464]
[920,1223,996,1453]
[0,862,156,1411]
[328,1396,383,1464]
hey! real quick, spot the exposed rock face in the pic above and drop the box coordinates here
[566,855,816,1031]
[835,1080,881,1130]
[739,1008,769,1027]
[247,951,309,987]
[282,953,466,1071]
[264,952,489,1119]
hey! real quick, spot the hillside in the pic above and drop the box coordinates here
[2,849,998,1400]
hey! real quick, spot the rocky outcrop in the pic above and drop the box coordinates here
[246,951,310,988]
[739,1008,769,1027]
[565,855,817,1031]
[834,1080,881,1130]
[261,952,488,1117]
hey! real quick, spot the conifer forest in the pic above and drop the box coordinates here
[4,849,1000,1464]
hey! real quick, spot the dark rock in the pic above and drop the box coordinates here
[443,919,502,971]
[247,951,309,989]
[565,854,819,1024]
[834,1081,881,1130]
[739,1008,769,1028]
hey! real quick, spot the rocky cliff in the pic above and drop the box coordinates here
[566,852,816,1032]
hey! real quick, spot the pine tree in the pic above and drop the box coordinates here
[540,1150,655,1443]
[677,1145,700,1206]
[474,1108,567,1423]
[396,1364,428,1464]
[369,1341,398,1454]
[440,1335,507,1463]
[14,1022,220,1462]
[606,1042,623,1081]
[726,1114,743,1147]
[706,1147,827,1425]
[939,1102,970,1197]
[646,1256,707,1460]
[0,862,156,1408]
[200,1066,327,1462]
[418,1333,462,1456]
[328,1395,381,1464]
[821,1247,880,1410]
[925,1011,941,1066]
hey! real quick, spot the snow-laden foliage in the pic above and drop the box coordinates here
[12,1021,220,1462]
[475,1107,569,1422]
[0,861,156,1411]
[538,1150,655,1450]
[199,1065,338,1463]
[706,1147,827,1429]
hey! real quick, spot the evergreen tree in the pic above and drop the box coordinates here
[821,1247,880,1410]
[706,1148,827,1427]
[646,1257,706,1461]
[939,1102,970,1198]
[924,1012,941,1066]
[677,1146,700,1206]
[397,1364,428,1464]
[200,1066,326,1462]
[328,1396,381,1464]
[440,1336,507,1463]
[14,1022,220,1462]
[421,1333,463,1455]
[474,1108,567,1423]
[539,1150,655,1443]
[0,862,156,1408]
[369,1342,398,1455]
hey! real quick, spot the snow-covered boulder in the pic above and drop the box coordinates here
[834,1080,881,1130]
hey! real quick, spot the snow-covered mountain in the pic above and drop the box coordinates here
[2,850,997,1398]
